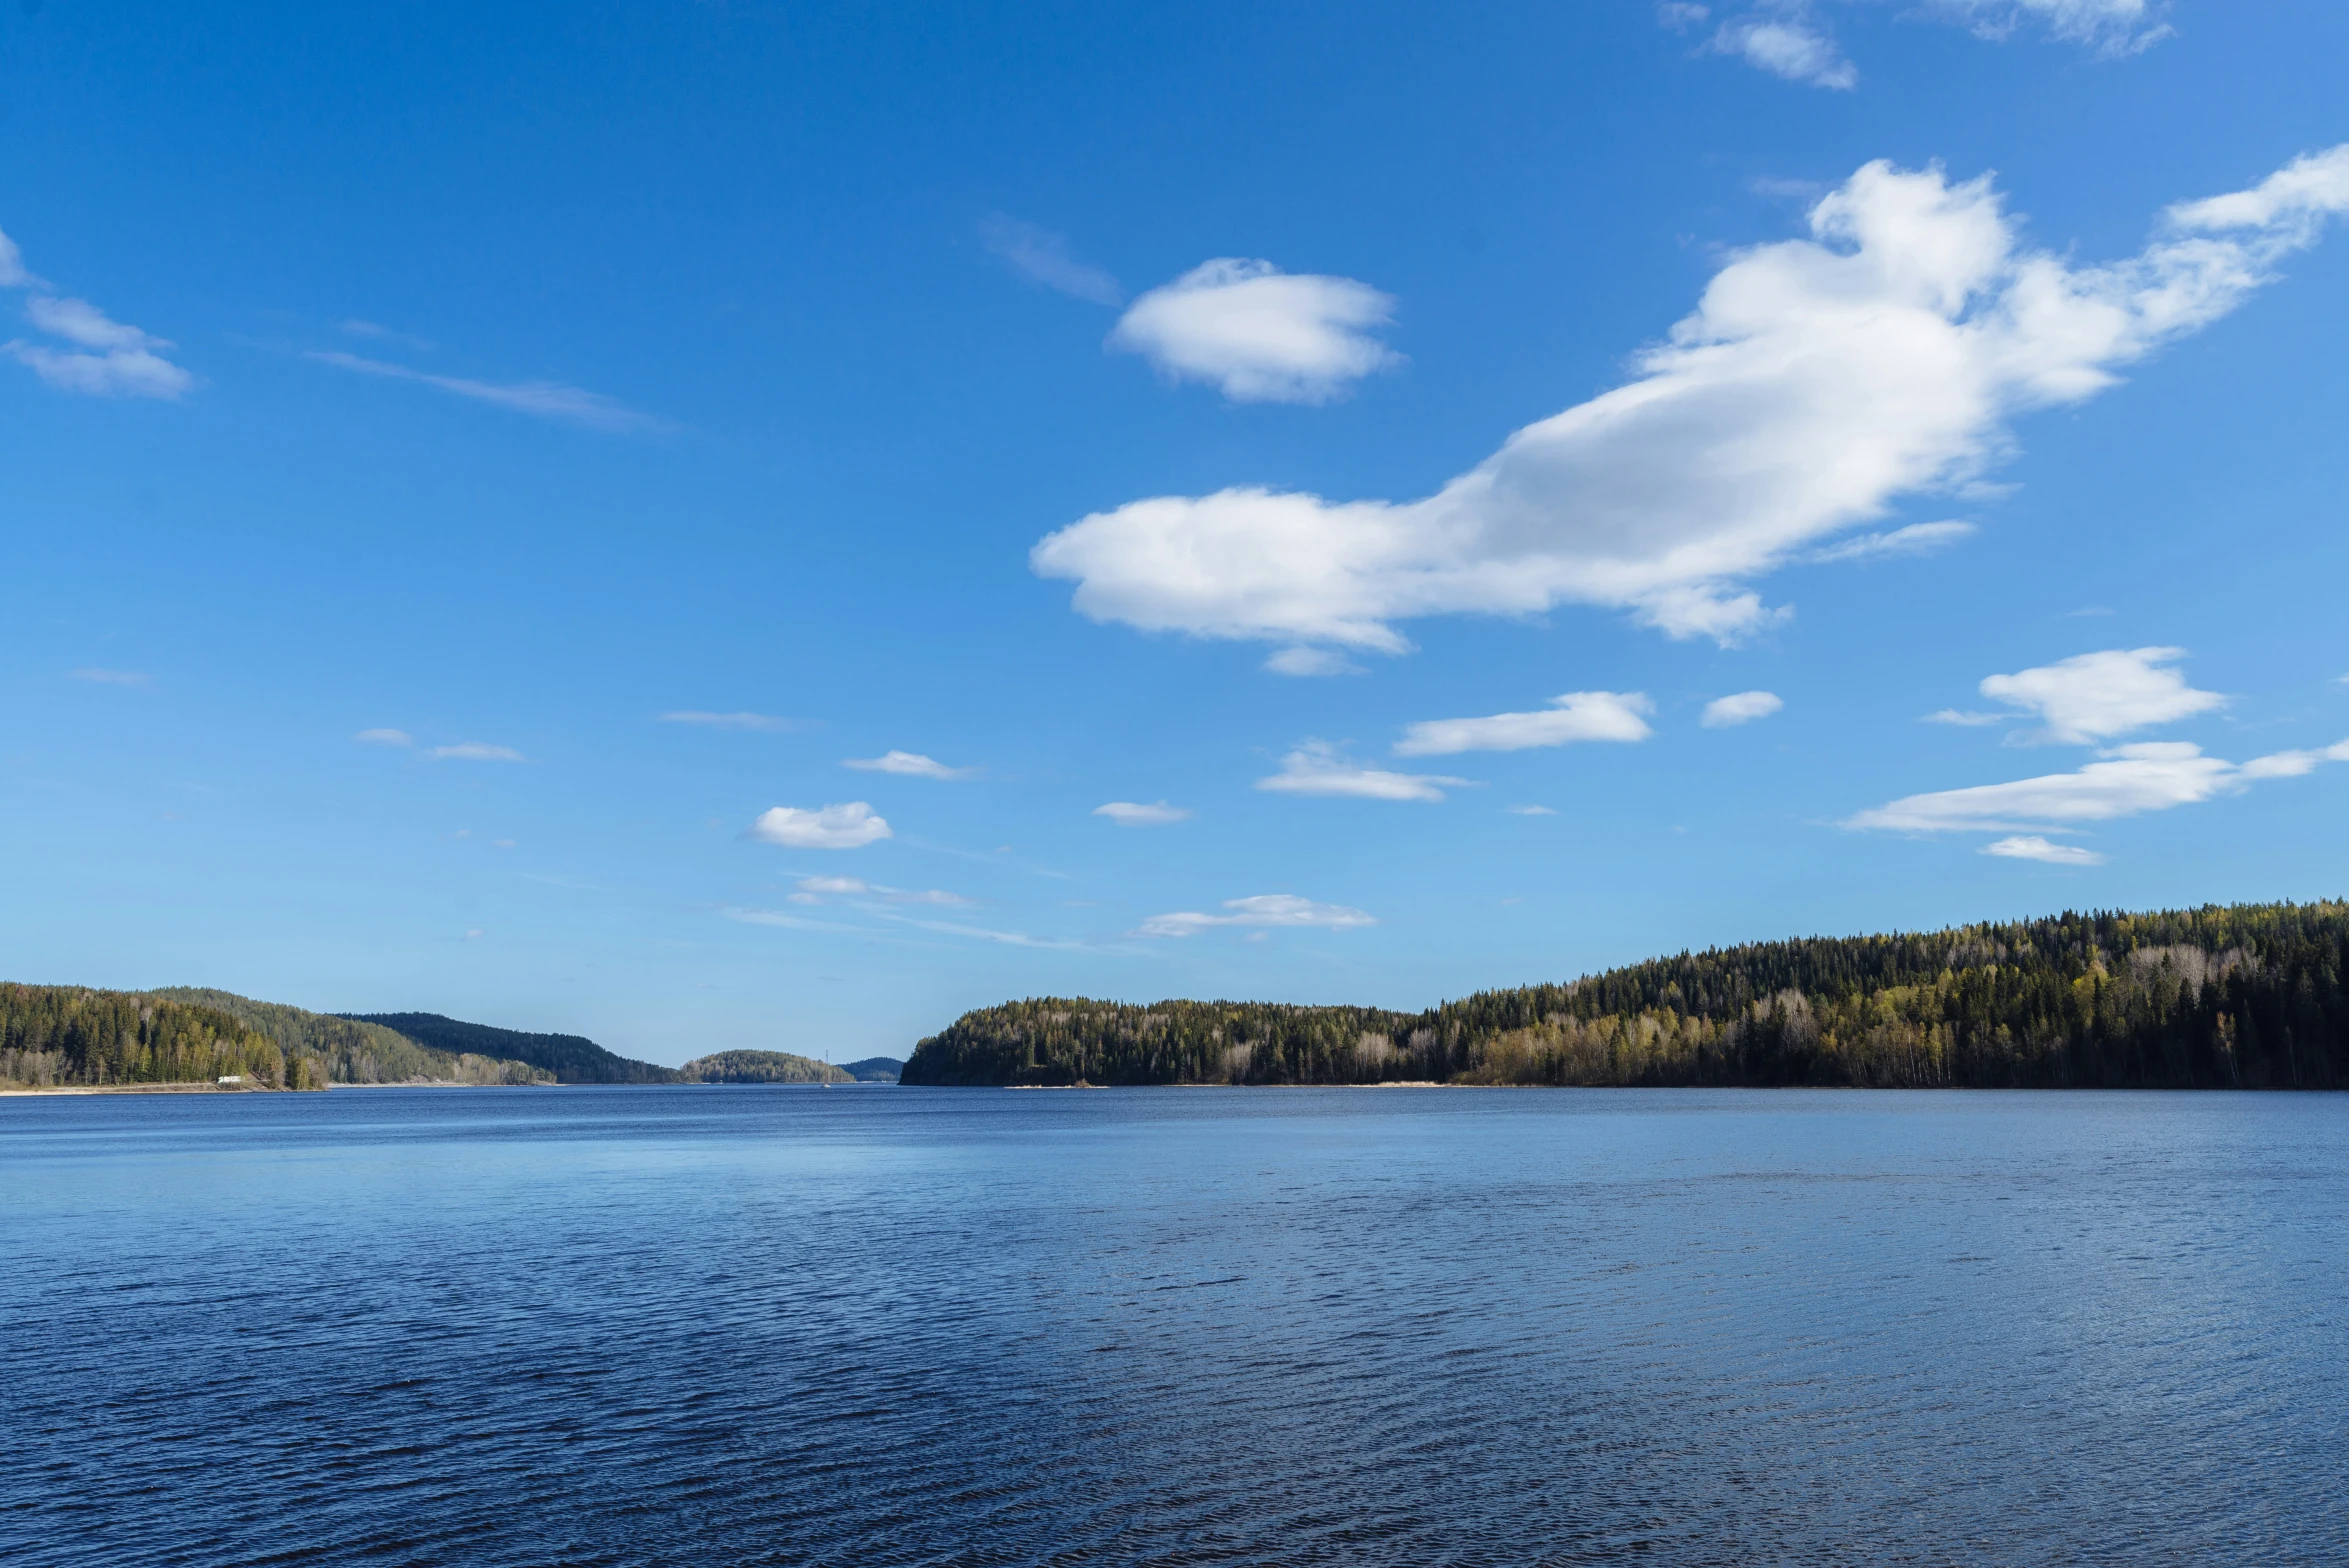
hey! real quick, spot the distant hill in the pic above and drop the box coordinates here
[341,1012,677,1084]
[840,1056,902,1082]
[677,1049,854,1085]
[903,900,2349,1091]
[153,989,549,1085]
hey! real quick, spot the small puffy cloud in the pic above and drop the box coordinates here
[659,710,798,732]
[1978,647,2223,744]
[797,876,869,897]
[843,750,975,780]
[1396,691,1654,756]
[1139,893,1376,939]
[1109,258,1401,404]
[307,350,658,433]
[355,728,414,746]
[1256,740,1472,802]
[1036,150,2349,656]
[749,802,892,850]
[1710,15,1856,90]
[1094,801,1193,826]
[1809,520,1976,563]
[1265,646,1366,678]
[1983,834,2106,865]
[69,667,151,687]
[1702,690,1784,728]
[980,215,1124,306]
[1506,803,1559,816]
[428,742,526,762]
[1848,739,2349,834]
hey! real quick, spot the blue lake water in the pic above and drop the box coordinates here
[3,1086,2345,1566]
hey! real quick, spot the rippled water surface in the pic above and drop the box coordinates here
[4,1087,2345,1566]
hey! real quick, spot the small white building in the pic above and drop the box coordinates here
[217,1075,243,1085]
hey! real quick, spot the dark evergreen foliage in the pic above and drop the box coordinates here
[676,1049,853,1084]
[839,1056,903,1082]
[1,984,308,1089]
[153,988,550,1085]
[342,1012,677,1084]
[902,901,2349,1090]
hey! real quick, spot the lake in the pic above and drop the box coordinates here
[3,1086,2343,1565]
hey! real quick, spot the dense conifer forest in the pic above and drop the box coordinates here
[677,1049,855,1084]
[0,985,312,1090]
[901,901,2349,1090]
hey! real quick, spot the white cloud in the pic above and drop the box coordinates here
[1983,834,2106,865]
[1848,739,2349,833]
[1710,15,1856,90]
[1395,691,1654,756]
[1808,519,1975,562]
[1702,690,1784,727]
[1094,800,1193,826]
[1037,150,2349,655]
[1506,803,1559,815]
[790,874,969,907]
[1925,708,2005,726]
[428,742,526,762]
[1977,646,2223,743]
[1265,646,1366,677]
[69,667,151,687]
[1108,259,1401,404]
[1931,1,2170,55]
[659,710,798,732]
[0,230,194,399]
[355,728,414,746]
[1255,741,1472,802]
[980,215,1124,306]
[1138,893,1377,938]
[842,750,975,780]
[307,350,657,433]
[749,802,892,850]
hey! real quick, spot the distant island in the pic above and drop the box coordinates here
[901,900,2349,1090]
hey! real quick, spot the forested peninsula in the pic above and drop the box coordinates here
[901,901,2349,1090]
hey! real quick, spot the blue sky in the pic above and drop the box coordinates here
[6,0,2347,1063]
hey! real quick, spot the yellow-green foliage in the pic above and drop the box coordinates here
[905,901,2349,1090]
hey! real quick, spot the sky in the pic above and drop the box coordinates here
[5,0,2348,1064]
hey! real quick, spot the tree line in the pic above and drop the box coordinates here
[900,900,2349,1090]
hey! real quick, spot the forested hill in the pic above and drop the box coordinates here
[677,1049,854,1084]
[152,989,549,1085]
[901,901,2349,1091]
[3,984,318,1090]
[343,1012,677,1084]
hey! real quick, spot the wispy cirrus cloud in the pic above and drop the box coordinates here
[1139,893,1376,939]
[428,742,527,762]
[1110,259,1402,404]
[787,875,971,907]
[1983,834,2105,865]
[659,710,802,732]
[354,727,414,746]
[1256,741,1472,802]
[1395,691,1654,756]
[843,750,977,780]
[1666,1,2169,94]
[1848,739,2349,835]
[70,667,153,687]
[0,226,195,399]
[980,215,1125,306]
[1035,148,2349,656]
[1808,520,1976,563]
[1093,800,1193,826]
[307,349,660,433]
